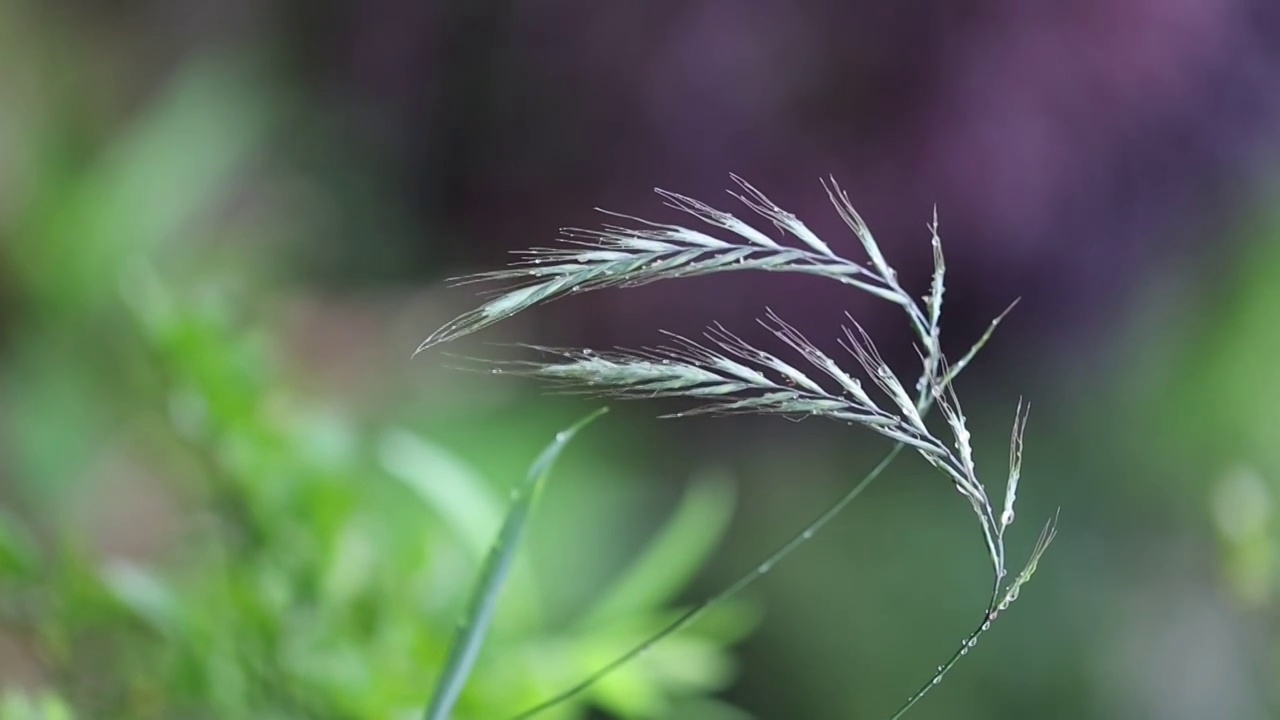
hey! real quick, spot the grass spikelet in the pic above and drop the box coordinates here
[418,177,1057,719]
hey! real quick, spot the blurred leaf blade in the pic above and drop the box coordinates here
[379,427,503,557]
[582,469,736,628]
[423,407,608,720]
[14,56,273,311]
[0,691,74,720]
[0,509,39,581]
[100,560,184,639]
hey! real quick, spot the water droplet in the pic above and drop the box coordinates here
[960,647,968,655]
[802,529,814,539]
[556,431,568,442]
[981,621,991,631]
[932,677,942,685]
[967,638,978,648]
[491,368,503,374]
[757,562,773,574]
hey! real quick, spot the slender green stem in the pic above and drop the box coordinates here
[888,512,1058,719]
[509,442,907,720]
[887,583,1001,720]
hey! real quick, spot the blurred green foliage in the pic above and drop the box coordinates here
[0,52,751,719]
[0,691,72,720]
[1143,196,1280,709]
[5,5,1280,719]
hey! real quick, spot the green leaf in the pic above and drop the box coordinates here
[379,428,502,558]
[100,560,182,637]
[0,509,39,580]
[14,56,272,312]
[0,691,73,720]
[582,469,736,627]
[423,407,608,720]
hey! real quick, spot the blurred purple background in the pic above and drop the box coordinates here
[327,0,1280,353]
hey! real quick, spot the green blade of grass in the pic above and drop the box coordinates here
[423,407,609,720]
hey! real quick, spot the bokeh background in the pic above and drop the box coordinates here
[3,2,1280,718]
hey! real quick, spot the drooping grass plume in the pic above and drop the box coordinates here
[419,177,1055,719]
[423,408,607,720]
[416,176,930,356]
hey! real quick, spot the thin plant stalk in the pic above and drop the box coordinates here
[888,512,1057,720]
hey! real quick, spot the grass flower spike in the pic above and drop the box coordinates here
[419,176,1056,719]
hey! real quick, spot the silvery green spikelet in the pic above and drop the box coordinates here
[419,176,1057,720]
